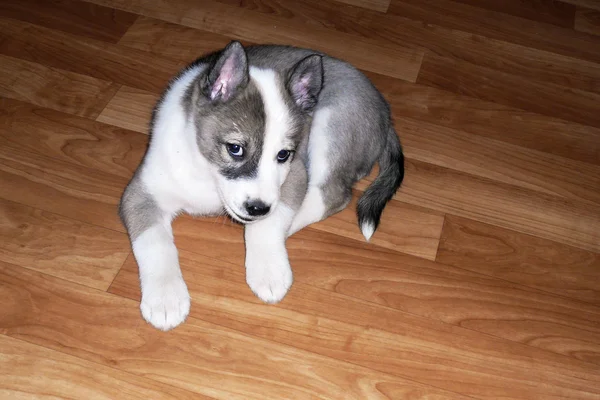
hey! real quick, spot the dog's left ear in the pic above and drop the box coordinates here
[287,54,324,111]
[203,41,249,102]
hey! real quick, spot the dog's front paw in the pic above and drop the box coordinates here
[246,252,293,304]
[140,276,190,331]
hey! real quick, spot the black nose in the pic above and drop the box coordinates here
[244,200,270,217]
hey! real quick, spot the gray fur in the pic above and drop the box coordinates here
[119,172,160,242]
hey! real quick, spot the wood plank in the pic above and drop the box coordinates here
[205,0,600,94]
[575,7,600,35]
[96,86,156,133]
[0,98,145,179]
[562,0,600,11]
[0,17,185,94]
[388,0,600,63]
[108,249,600,398]
[356,159,600,253]
[0,263,471,400]
[416,53,600,128]
[0,0,138,43]
[397,117,600,206]
[83,0,424,82]
[0,199,129,290]
[366,73,600,166]
[452,0,576,27]
[0,54,118,119]
[310,191,444,260]
[118,16,248,62]
[332,0,390,12]
[0,144,127,232]
[0,335,203,400]
[437,215,600,306]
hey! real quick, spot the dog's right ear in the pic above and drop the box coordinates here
[202,41,249,103]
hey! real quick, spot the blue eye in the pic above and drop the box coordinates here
[277,150,291,163]
[226,143,244,158]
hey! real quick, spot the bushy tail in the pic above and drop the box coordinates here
[357,126,404,241]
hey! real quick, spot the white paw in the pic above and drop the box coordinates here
[246,252,293,304]
[140,276,190,331]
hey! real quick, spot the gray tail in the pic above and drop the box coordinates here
[357,126,404,241]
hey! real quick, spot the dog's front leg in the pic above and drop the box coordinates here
[120,180,190,331]
[244,158,307,303]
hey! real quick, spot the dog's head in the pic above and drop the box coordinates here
[189,42,323,223]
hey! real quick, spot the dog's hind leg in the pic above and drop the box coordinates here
[288,180,352,237]
[119,177,190,331]
[244,157,307,303]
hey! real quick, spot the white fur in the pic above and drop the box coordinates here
[216,68,294,220]
[306,108,331,186]
[132,222,190,331]
[141,65,222,216]
[245,203,295,303]
[361,221,375,242]
[288,186,326,236]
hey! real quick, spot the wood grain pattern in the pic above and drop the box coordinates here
[0,335,203,400]
[0,199,129,290]
[576,7,600,35]
[0,54,118,119]
[452,0,576,27]
[0,142,127,232]
[0,98,145,178]
[0,17,184,94]
[96,86,157,133]
[437,215,600,306]
[107,249,600,399]
[416,53,600,128]
[357,159,600,252]
[563,0,600,11]
[118,16,249,62]
[388,0,600,63]
[216,0,600,93]
[366,72,600,166]
[0,0,138,43]
[83,0,424,82]
[0,263,470,400]
[397,117,600,205]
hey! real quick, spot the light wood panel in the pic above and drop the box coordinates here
[0,199,129,290]
[96,86,156,133]
[0,54,118,119]
[0,335,204,400]
[0,17,184,94]
[82,0,424,82]
[0,263,470,400]
[416,53,600,128]
[388,0,600,63]
[0,0,138,43]
[214,0,600,94]
[576,7,600,35]
[451,0,576,27]
[366,72,600,166]
[108,249,600,399]
[437,215,600,306]
[357,159,600,253]
[0,142,127,232]
[118,16,248,62]
[397,117,600,205]
[0,98,145,178]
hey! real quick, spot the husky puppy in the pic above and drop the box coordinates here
[119,42,404,331]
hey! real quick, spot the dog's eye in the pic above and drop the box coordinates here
[277,150,291,163]
[226,143,244,158]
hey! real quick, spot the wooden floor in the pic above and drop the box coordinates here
[0,0,599,398]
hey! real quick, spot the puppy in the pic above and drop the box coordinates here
[119,42,404,330]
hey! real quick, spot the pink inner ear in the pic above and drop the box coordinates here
[210,56,236,101]
[293,75,311,103]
